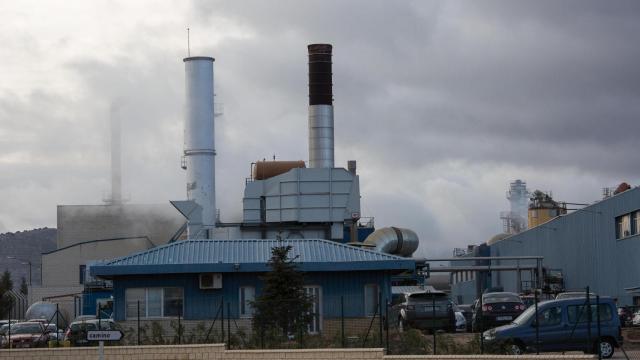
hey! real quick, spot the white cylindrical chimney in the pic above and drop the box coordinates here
[308,44,334,168]
[183,56,216,233]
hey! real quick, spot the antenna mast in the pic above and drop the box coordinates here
[187,27,190,56]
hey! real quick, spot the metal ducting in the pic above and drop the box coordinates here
[253,160,306,180]
[363,227,419,257]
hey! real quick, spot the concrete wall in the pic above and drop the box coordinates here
[57,204,185,248]
[42,237,152,287]
[0,345,597,360]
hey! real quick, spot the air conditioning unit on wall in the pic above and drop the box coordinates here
[199,273,222,289]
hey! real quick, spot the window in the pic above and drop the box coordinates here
[125,287,183,318]
[567,304,612,323]
[536,306,562,327]
[364,284,379,316]
[164,288,184,316]
[239,286,255,318]
[615,211,640,239]
[79,265,86,285]
[305,286,322,334]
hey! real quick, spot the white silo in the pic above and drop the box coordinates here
[183,56,216,235]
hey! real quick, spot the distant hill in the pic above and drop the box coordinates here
[0,228,57,287]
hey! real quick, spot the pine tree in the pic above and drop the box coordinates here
[252,245,313,340]
[0,270,14,318]
[19,277,28,295]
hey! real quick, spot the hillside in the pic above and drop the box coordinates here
[0,227,57,287]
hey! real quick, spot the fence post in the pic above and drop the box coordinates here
[479,294,484,354]
[587,287,592,347]
[378,290,383,347]
[7,318,10,349]
[221,297,225,343]
[534,289,539,355]
[137,300,141,345]
[597,295,601,360]
[341,296,345,348]
[227,302,231,348]
[56,303,60,346]
[385,300,389,354]
[178,312,182,344]
[432,294,436,355]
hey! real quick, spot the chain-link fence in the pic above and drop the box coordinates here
[4,288,640,359]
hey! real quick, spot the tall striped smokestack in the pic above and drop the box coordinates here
[308,44,334,168]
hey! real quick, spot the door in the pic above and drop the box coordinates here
[535,305,566,351]
[305,286,322,334]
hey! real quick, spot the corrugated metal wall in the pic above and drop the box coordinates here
[490,188,640,305]
[112,270,391,321]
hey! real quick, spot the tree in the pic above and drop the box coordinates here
[0,269,14,318]
[19,277,28,296]
[252,245,314,340]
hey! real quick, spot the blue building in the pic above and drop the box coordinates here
[91,238,415,334]
[451,187,640,306]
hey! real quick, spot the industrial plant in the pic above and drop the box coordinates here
[23,44,421,333]
[15,42,640,341]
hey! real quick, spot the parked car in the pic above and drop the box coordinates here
[556,291,597,300]
[455,311,467,332]
[64,319,119,346]
[472,292,526,332]
[456,304,473,332]
[1,321,49,348]
[391,290,456,333]
[483,296,623,358]
[632,310,640,327]
[618,307,633,327]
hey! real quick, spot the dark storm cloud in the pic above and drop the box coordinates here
[190,0,640,178]
[2,1,639,256]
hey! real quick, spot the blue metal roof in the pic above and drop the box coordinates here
[91,239,416,277]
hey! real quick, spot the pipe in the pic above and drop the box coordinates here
[183,56,216,233]
[363,227,419,257]
[308,44,334,168]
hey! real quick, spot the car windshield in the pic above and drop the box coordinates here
[10,323,42,334]
[483,293,521,303]
[557,292,596,299]
[512,306,537,325]
[408,293,449,303]
[70,322,98,331]
[0,324,8,335]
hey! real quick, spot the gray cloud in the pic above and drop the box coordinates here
[1,0,638,256]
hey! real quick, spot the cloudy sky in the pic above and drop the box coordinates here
[1,0,638,257]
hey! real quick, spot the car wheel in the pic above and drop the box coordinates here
[507,342,525,355]
[597,338,615,359]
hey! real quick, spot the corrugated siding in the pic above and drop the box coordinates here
[112,271,392,321]
[487,187,640,305]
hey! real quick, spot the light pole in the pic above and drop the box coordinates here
[6,256,32,286]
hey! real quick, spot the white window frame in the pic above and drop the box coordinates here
[304,285,322,334]
[239,286,255,318]
[125,287,184,319]
[364,284,380,317]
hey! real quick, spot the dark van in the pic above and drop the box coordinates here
[483,296,623,358]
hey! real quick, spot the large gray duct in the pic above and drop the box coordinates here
[363,227,419,257]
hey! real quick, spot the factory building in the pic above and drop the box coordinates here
[91,238,414,335]
[451,185,640,306]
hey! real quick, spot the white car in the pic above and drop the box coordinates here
[455,311,467,332]
[632,310,640,326]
